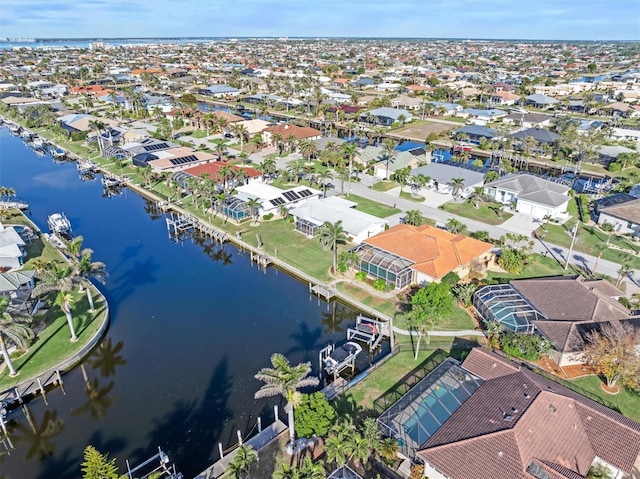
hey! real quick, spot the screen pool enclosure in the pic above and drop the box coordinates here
[377,358,484,459]
[473,283,544,334]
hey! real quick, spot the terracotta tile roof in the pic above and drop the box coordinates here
[417,350,640,478]
[183,162,261,179]
[362,224,493,279]
[264,124,322,140]
[510,276,629,322]
[461,347,521,379]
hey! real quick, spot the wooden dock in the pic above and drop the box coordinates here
[194,419,287,479]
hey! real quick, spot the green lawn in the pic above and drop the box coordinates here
[537,221,640,270]
[486,254,573,282]
[441,201,514,226]
[239,219,334,281]
[189,130,208,139]
[371,181,399,192]
[569,376,640,423]
[0,290,107,390]
[393,301,476,331]
[345,194,401,218]
[334,282,399,317]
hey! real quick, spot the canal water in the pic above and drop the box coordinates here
[0,127,383,478]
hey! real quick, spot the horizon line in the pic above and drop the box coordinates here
[6,36,639,42]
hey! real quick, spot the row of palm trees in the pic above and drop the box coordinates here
[0,236,107,377]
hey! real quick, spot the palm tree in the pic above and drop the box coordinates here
[230,123,250,153]
[298,139,318,162]
[467,187,484,209]
[0,297,34,377]
[404,209,424,226]
[449,177,466,200]
[382,138,398,180]
[61,236,107,312]
[215,142,228,161]
[245,197,262,224]
[54,291,77,341]
[318,220,347,277]
[254,353,319,445]
[592,243,607,275]
[316,170,334,197]
[88,119,107,154]
[226,445,258,479]
[446,218,465,234]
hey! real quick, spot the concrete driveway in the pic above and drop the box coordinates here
[500,213,541,236]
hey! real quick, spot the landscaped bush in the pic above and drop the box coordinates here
[263,213,274,220]
[373,279,387,291]
[441,272,460,286]
[355,271,367,281]
[498,247,525,274]
[500,331,553,361]
[294,392,336,438]
[608,162,622,172]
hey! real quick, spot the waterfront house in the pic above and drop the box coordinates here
[524,93,559,109]
[233,183,321,218]
[198,85,241,98]
[457,109,507,124]
[0,223,25,271]
[146,147,216,172]
[378,347,640,479]
[361,107,413,127]
[508,127,560,146]
[473,276,634,366]
[597,145,637,167]
[502,112,553,128]
[353,224,494,289]
[182,162,263,189]
[288,196,387,244]
[262,124,322,147]
[452,125,496,144]
[483,173,570,220]
[0,270,37,313]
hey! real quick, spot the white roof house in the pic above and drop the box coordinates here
[483,173,570,220]
[288,196,387,244]
[0,224,26,271]
[234,183,321,216]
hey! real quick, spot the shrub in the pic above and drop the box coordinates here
[355,271,367,281]
[263,213,274,220]
[294,392,336,438]
[373,279,386,291]
[441,272,460,286]
[608,162,622,172]
[498,248,525,274]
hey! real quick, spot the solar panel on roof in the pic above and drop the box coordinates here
[269,199,280,206]
[272,197,285,205]
[143,143,169,152]
[169,155,199,166]
[298,189,312,197]
[409,148,426,156]
[282,191,301,201]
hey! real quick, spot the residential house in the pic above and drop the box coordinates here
[525,93,560,109]
[146,147,216,172]
[262,124,322,147]
[502,112,553,128]
[410,163,485,198]
[489,90,520,106]
[458,109,507,125]
[0,270,37,313]
[595,194,640,237]
[509,127,560,146]
[362,107,413,127]
[473,276,634,366]
[452,125,496,144]
[378,347,640,479]
[428,101,463,116]
[199,85,241,98]
[182,162,262,189]
[288,196,387,244]
[353,224,494,289]
[233,183,321,218]
[0,223,26,271]
[357,145,424,179]
[597,145,637,167]
[483,173,570,219]
[391,95,424,111]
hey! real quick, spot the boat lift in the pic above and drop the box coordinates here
[346,315,386,349]
[320,341,362,380]
[125,446,183,479]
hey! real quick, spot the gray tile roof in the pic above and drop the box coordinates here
[410,162,485,186]
[484,173,569,207]
[599,198,640,224]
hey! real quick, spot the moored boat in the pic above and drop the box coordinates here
[47,212,72,237]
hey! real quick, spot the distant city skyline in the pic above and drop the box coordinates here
[1,0,638,41]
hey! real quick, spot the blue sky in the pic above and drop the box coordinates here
[1,0,638,40]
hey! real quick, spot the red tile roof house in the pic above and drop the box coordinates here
[352,224,494,290]
[377,348,640,479]
[472,276,636,367]
[262,124,322,148]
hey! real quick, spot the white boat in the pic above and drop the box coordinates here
[32,136,46,149]
[2,198,29,210]
[47,212,72,237]
[77,160,98,174]
[9,124,20,135]
[101,175,124,188]
[52,148,66,159]
[323,341,362,376]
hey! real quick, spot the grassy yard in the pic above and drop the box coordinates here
[486,254,573,282]
[392,301,476,332]
[239,219,334,281]
[345,194,401,218]
[334,282,398,317]
[371,181,399,192]
[399,191,425,202]
[569,375,640,423]
[441,200,513,226]
[538,221,640,270]
[0,290,107,389]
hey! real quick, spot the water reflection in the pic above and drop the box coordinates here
[88,338,126,378]
[11,407,64,461]
[72,365,116,421]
